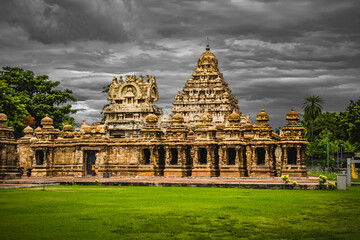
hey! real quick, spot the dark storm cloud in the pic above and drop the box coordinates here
[0,0,359,126]
[0,0,131,44]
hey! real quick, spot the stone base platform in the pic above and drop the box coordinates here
[0,176,333,190]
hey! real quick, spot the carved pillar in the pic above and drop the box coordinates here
[235,146,240,166]
[251,146,256,166]
[149,146,155,165]
[301,147,306,165]
[296,145,301,165]
[206,146,211,166]
[283,146,288,165]
[218,146,224,166]
[268,145,273,167]
[224,146,228,165]
[265,146,270,166]
[238,146,244,167]
[193,146,199,165]
[165,146,170,165]
[177,146,185,166]
[139,148,144,165]
[246,145,252,175]
[210,146,215,166]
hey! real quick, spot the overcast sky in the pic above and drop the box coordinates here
[1,0,359,128]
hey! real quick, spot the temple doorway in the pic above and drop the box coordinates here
[85,151,96,175]
[199,148,207,164]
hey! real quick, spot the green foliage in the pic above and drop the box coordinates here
[0,67,77,138]
[292,181,298,186]
[281,175,290,184]
[318,175,328,185]
[1,186,360,239]
[327,181,336,191]
[339,97,360,150]
[302,97,360,160]
[302,95,324,142]
[306,130,337,161]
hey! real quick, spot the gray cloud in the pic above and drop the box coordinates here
[0,0,131,44]
[0,0,359,127]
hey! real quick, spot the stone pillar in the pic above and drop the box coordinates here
[283,147,288,165]
[177,146,184,166]
[149,146,155,165]
[265,146,269,166]
[206,146,211,166]
[193,146,199,165]
[301,148,306,165]
[251,146,256,166]
[218,146,224,165]
[235,146,240,166]
[139,148,144,165]
[296,145,301,165]
[222,146,227,165]
[269,145,274,167]
[246,146,252,175]
[238,146,244,167]
[274,145,282,177]
[165,146,170,165]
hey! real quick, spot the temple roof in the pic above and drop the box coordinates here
[195,43,219,74]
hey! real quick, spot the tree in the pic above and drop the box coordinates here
[302,95,324,142]
[339,97,360,150]
[0,67,77,138]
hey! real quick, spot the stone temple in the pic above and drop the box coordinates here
[0,43,307,179]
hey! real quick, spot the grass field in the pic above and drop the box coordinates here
[308,171,360,182]
[1,186,360,239]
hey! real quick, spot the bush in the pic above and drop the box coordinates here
[327,181,336,190]
[292,181,298,186]
[281,175,290,184]
[318,175,328,185]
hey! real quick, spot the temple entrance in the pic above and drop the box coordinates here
[143,149,151,164]
[228,148,236,165]
[35,150,44,165]
[170,148,178,165]
[287,147,297,165]
[85,151,96,175]
[199,148,207,164]
[257,148,265,165]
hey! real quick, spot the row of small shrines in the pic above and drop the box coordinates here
[0,109,307,179]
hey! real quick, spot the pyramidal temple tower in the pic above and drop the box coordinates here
[171,43,247,127]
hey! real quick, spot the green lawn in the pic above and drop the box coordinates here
[1,186,360,239]
[308,171,360,182]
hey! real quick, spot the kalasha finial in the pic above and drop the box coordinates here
[206,42,210,51]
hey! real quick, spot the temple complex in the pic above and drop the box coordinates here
[1,43,308,178]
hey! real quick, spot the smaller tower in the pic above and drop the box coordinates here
[103,74,162,138]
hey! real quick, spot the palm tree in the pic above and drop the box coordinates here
[302,95,324,142]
